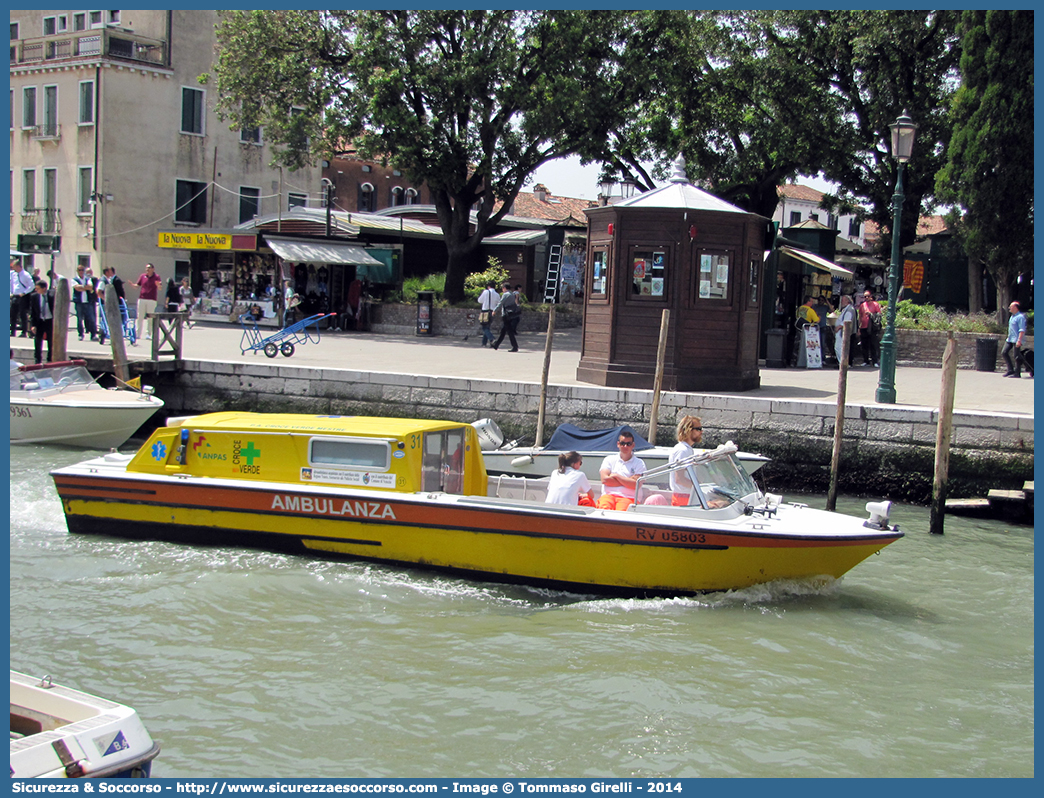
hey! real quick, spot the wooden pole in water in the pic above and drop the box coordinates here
[103,285,130,384]
[648,309,671,445]
[930,332,958,534]
[827,320,853,512]
[534,304,556,448]
[51,276,70,362]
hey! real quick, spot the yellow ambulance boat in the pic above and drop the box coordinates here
[51,412,903,595]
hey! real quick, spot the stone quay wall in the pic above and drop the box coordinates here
[153,359,1033,504]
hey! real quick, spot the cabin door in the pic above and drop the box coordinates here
[420,429,465,494]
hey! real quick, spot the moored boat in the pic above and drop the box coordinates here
[10,360,164,449]
[10,670,160,778]
[51,412,902,596]
[473,419,770,478]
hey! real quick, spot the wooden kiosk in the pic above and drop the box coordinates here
[577,159,770,392]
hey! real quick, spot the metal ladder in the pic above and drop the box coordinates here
[542,245,562,303]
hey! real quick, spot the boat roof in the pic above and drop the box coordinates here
[168,413,470,438]
[544,423,653,452]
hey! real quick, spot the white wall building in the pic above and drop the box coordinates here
[10,9,321,283]
[772,183,866,249]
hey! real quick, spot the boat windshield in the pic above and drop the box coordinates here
[634,449,761,510]
[12,365,96,393]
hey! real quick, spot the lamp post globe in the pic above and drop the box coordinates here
[876,112,917,405]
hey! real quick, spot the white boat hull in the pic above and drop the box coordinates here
[10,391,164,448]
[10,671,160,778]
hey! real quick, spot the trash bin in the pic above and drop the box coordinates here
[765,328,787,368]
[416,290,434,335]
[975,338,998,372]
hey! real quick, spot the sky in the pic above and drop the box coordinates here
[529,155,836,202]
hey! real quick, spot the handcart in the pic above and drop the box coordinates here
[97,297,137,345]
[239,312,336,358]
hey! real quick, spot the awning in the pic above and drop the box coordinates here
[778,245,852,277]
[264,235,382,267]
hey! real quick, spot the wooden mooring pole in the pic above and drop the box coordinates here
[929,332,959,534]
[827,320,853,512]
[534,305,556,448]
[102,285,130,384]
[648,309,670,445]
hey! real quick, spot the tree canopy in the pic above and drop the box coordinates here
[211,10,639,302]
[935,10,1034,310]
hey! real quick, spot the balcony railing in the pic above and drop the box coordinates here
[29,123,61,140]
[21,208,63,235]
[12,29,166,68]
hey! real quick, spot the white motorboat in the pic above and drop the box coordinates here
[10,360,164,449]
[10,670,160,778]
[473,419,770,479]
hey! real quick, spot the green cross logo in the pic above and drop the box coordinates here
[241,441,261,466]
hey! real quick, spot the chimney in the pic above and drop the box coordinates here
[533,184,549,202]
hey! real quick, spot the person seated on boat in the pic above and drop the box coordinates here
[545,451,595,507]
[596,432,647,511]
[668,415,703,506]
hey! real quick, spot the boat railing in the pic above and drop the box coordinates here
[634,442,755,511]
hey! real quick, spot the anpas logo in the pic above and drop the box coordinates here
[194,433,227,461]
[232,439,262,474]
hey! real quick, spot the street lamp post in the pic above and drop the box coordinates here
[876,111,918,404]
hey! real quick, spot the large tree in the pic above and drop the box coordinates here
[210,10,638,303]
[935,10,1034,315]
[764,10,961,255]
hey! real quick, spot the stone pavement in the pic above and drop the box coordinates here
[25,321,1033,417]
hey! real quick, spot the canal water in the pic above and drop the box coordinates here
[9,445,1034,778]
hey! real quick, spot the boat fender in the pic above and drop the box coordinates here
[510,454,535,467]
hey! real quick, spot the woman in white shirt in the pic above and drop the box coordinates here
[545,451,595,507]
[668,415,703,506]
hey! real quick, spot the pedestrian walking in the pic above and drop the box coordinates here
[858,290,882,367]
[834,294,856,367]
[491,282,521,352]
[29,280,53,364]
[1002,301,1030,378]
[477,281,498,347]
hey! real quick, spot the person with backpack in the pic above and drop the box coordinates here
[477,280,498,347]
[858,289,883,368]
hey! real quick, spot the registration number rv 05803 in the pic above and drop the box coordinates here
[636,527,706,544]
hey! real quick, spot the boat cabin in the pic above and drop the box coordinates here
[140,413,488,495]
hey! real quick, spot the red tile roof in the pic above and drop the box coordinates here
[778,183,826,202]
[496,186,597,225]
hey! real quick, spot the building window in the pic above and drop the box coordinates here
[73,13,86,31]
[405,188,419,205]
[631,248,667,299]
[77,254,91,272]
[9,89,13,130]
[789,210,801,226]
[78,81,94,125]
[42,85,58,137]
[22,86,36,129]
[810,212,819,223]
[848,218,861,238]
[696,250,731,301]
[175,180,207,224]
[239,187,260,224]
[389,186,403,207]
[358,182,375,212]
[287,192,307,211]
[89,11,103,29]
[181,87,205,135]
[239,126,261,145]
[22,169,35,212]
[11,23,19,40]
[43,16,57,36]
[77,166,93,214]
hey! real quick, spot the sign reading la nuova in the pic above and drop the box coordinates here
[158,231,232,250]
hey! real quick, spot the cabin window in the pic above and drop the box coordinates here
[421,429,465,494]
[631,248,667,299]
[309,438,390,470]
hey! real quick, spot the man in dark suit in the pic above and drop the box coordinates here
[29,280,54,364]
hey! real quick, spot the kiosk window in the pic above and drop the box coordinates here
[632,249,667,299]
[697,252,730,300]
[749,258,760,305]
[591,249,608,297]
